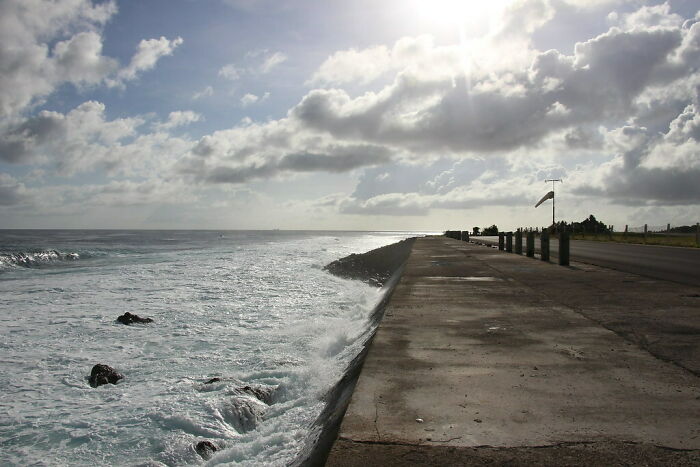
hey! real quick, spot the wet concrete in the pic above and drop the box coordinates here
[326,236,700,465]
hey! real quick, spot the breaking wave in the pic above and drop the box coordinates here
[0,250,81,269]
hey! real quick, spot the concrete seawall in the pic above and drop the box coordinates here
[326,236,700,465]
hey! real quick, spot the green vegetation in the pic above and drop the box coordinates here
[549,214,699,248]
[570,232,698,248]
[482,224,499,236]
[553,214,609,234]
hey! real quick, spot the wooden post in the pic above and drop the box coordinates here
[559,231,570,266]
[506,232,513,253]
[515,229,523,255]
[526,231,535,257]
[644,224,648,244]
[498,232,505,251]
[696,223,699,247]
[541,230,550,262]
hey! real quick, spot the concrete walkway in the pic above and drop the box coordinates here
[326,236,700,466]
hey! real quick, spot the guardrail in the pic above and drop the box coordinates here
[444,228,571,266]
[445,221,698,267]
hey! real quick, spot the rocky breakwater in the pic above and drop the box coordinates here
[323,238,415,287]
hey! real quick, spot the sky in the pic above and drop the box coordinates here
[1,0,699,231]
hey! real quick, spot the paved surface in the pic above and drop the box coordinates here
[477,235,700,287]
[326,236,700,466]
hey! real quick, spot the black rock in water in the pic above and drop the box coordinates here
[88,364,123,388]
[195,440,218,459]
[240,385,275,404]
[116,312,154,325]
[204,377,221,384]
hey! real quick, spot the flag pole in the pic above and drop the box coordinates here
[545,179,562,226]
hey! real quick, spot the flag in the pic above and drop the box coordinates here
[535,191,554,208]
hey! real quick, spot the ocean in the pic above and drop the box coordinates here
[0,230,427,466]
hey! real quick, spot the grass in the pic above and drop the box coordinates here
[568,232,699,248]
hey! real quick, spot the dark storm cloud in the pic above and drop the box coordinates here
[0,112,64,163]
[194,144,393,184]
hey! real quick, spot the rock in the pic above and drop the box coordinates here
[88,364,123,388]
[204,377,221,384]
[323,238,415,287]
[195,440,218,459]
[220,397,266,433]
[240,385,275,404]
[116,312,154,325]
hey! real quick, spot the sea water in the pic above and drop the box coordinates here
[0,230,426,466]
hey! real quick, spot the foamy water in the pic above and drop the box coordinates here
[0,230,427,466]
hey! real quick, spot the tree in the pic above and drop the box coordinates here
[482,224,499,235]
[472,226,481,236]
[552,215,609,233]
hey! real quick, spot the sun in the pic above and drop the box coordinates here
[408,0,512,36]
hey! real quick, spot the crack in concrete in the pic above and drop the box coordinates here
[373,390,381,442]
[337,438,700,452]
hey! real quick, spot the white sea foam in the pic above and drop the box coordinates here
[0,230,429,466]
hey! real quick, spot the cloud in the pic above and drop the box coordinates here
[617,3,684,31]
[156,111,202,130]
[571,103,700,205]
[3,0,700,222]
[0,0,117,117]
[175,3,700,210]
[0,0,183,118]
[309,36,444,86]
[240,93,259,107]
[0,100,195,178]
[219,64,242,80]
[239,91,270,107]
[296,22,697,156]
[52,31,119,83]
[116,36,184,83]
[179,108,397,185]
[259,52,287,73]
[192,85,214,100]
[0,173,29,206]
[219,51,287,82]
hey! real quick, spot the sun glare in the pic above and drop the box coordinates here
[409,0,512,36]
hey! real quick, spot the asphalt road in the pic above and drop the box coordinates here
[478,236,700,287]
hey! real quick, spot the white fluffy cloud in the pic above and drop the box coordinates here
[115,36,184,83]
[0,173,30,206]
[0,0,182,118]
[0,101,195,177]
[240,93,259,107]
[156,110,202,130]
[2,0,700,223]
[219,64,242,80]
[219,50,287,82]
[192,85,214,99]
[0,0,116,117]
[259,52,287,73]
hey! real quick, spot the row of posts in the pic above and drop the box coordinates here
[445,230,469,241]
[499,230,569,265]
[448,229,569,266]
[498,229,570,266]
